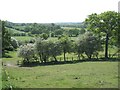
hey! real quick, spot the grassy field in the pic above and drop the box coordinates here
[13,36,34,41]
[13,36,78,42]
[3,61,118,88]
[2,51,119,88]
[6,27,25,34]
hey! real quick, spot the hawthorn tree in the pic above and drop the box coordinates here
[75,35,85,60]
[76,32,103,59]
[18,44,35,63]
[59,36,72,62]
[35,38,50,63]
[11,37,19,49]
[83,32,102,59]
[48,40,62,62]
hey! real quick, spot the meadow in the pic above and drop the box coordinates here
[13,36,34,42]
[3,60,119,88]
[2,48,119,88]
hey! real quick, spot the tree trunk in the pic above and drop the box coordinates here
[78,54,80,60]
[2,49,5,57]
[81,54,85,59]
[64,50,66,62]
[89,55,92,60]
[53,55,57,62]
[39,54,42,61]
[87,54,91,60]
[39,53,43,63]
[44,55,47,63]
[105,33,109,59]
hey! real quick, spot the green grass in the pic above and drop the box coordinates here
[0,59,2,90]
[2,68,10,89]
[2,51,119,88]
[61,27,81,30]
[13,36,79,42]
[48,37,58,41]
[48,37,78,41]
[13,36,34,41]
[13,26,26,31]
[4,61,118,88]
[6,27,25,34]
[2,51,20,61]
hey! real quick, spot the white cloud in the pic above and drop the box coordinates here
[0,0,119,23]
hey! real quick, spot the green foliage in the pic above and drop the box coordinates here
[54,29,63,36]
[30,23,61,35]
[76,32,103,59]
[35,38,48,63]
[85,11,119,58]
[10,37,19,49]
[84,32,102,59]
[40,33,49,40]
[2,21,11,55]
[68,29,79,37]
[0,20,2,58]
[24,25,31,32]
[35,36,74,63]
[48,40,62,61]
[79,28,86,34]
[59,36,73,61]
[6,27,26,36]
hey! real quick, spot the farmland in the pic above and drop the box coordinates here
[2,48,119,88]
[2,57,119,88]
[1,10,120,89]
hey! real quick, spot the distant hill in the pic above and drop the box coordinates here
[5,21,84,29]
[55,22,83,28]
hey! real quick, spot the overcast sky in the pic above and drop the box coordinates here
[0,0,119,23]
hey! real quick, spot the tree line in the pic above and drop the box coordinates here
[18,32,103,64]
[5,21,83,37]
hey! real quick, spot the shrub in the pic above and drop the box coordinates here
[40,33,49,40]
[11,37,19,49]
[18,44,35,62]
[77,32,103,59]
[5,45,14,51]
[35,38,49,63]
[29,39,35,43]
[48,40,62,62]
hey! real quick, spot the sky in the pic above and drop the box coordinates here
[0,0,119,23]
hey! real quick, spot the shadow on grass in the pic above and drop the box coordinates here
[19,58,120,67]
[2,54,12,58]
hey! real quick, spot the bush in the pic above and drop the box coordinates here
[18,40,23,46]
[29,39,35,43]
[40,33,49,40]
[5,45,14,51]
[11,37,19,49]
[35,38,49,63]
[18,44,35,62]
[77,32,103,59]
